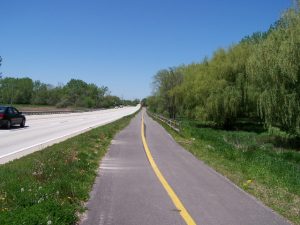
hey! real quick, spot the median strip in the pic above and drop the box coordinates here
[0,114,136,225]
[141,112,197,225]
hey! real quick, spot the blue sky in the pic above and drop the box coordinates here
[0,0,291,99]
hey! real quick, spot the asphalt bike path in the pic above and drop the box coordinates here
[81,110,290,225]
[81,112,183,225]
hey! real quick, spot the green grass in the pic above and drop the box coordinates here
[0,113,136,225]
[150,115,300,225]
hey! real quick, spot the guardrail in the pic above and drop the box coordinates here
[22,109,105,115]
[21,106,135,116]
[147,111,180,132]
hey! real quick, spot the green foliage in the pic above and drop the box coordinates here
[0,77,137,109]
[148,6,300,135]
[0,77,33,104]
[122,98,139,107]
[98,95,121,108]
[31,81,50,105]
[247,9,300,134]
[152,68,183,118]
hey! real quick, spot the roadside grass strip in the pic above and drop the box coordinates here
[141,113,197,225]
[0,114,135,225]
[149,113,300,225]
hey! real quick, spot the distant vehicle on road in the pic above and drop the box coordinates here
[0,106,26,129]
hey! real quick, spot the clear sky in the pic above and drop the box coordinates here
[0,0,292,99]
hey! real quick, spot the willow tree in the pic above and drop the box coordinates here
[148,3,300,133]
[247,9,300,134]
[201,46,250,128]
[171,62,211,119]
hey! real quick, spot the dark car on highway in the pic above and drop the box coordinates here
[0,106,26,129]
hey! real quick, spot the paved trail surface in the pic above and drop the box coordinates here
[81,110,290,225]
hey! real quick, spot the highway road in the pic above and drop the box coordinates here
[0,105,140,164]
[80,110,290,225]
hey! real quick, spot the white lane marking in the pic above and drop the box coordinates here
[0,130,85,160]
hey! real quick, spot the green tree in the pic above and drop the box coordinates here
[247,8,300,134]
[152,68,183,118]
[0,77,33,104]
[31,81,49,105]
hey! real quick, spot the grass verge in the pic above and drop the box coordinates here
[149,113,300,225]
[0,113,136,225]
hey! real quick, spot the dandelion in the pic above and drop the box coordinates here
[21,188,24,192]
[243,179,253,188]
[47,220,52,225]
[39,186,42,190]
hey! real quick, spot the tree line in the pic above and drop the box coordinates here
[147,5,300,136]
[0,76,139,108]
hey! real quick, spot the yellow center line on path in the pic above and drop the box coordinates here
[141,112,197,225]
